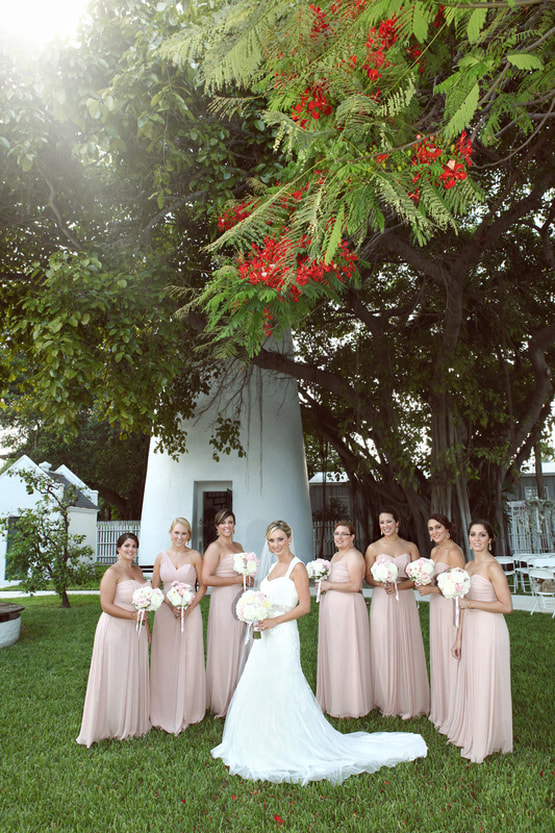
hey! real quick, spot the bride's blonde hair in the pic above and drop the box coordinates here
[265,520,292,539]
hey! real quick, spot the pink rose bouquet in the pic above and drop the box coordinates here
[233,551,260,590]
[132,584,164,634]
[406,557,435,586]
[306,558,331,602]
[166,581,196,632]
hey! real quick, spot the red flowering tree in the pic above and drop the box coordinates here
[165,0,552,352]
[164,1,554,547]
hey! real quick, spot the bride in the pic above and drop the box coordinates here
[211,520,427,784]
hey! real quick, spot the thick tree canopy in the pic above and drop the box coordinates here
[1,0,554,548]
[1,0,281,453]
[164,0,555,546]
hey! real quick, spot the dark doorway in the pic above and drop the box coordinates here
[202,489,233,552]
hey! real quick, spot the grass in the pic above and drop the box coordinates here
[0,597,553,833]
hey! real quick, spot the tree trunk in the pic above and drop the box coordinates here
[534,438,547,500]
[60,590,71,608]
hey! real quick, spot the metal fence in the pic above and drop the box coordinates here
[312,519,366,559]
[96,521,141,564]
[507,500,555,554]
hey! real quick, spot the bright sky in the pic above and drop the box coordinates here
[1,0,92,45]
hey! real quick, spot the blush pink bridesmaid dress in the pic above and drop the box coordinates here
[429,561,459,732]
[205,552,247,716]
[150,553,206,733]
[317,559,374,717]
[445,573,512,763]
[77,579,150,747]
[369,553,430,719]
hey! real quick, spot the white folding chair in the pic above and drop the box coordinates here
[515,553,537,593]
[496,556,516,593]
[529,567,555,616]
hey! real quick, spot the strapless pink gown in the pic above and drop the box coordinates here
[369,554,430,719]
[150,554,206,733]
[317,559,373,717]
[445,574,512,763]
[77,579,150,747]
[429,561,459,732]
[205,552,247,717]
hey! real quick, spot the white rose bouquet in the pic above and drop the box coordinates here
[233,551,260,590]
[306,558,331,602]
[437,567,471,625]
[236,589,273,640]
[132,584,164,634]
[371,557,399,600]
[166,581,196,632]
[406,557,435,586]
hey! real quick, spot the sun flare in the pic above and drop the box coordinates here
[1,0,92,46]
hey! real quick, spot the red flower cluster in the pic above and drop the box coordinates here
[291,83,333,128]
[439,160,467,189]
[453,130,473,165]
[236,232,357,334]
[407,130,474,199]
[433,4,446,28]
[309,5,332,39]
[362,16,398,81]
[407,40,424,73]
[413,135,442,164]
[438,131,473,189]
[218,200,254,231]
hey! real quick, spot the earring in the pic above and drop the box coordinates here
[430,537,433,543]
[446,531,450,539]
[395,525,400,533]
[488,541,492,552]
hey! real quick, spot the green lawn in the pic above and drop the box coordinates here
[0,596,553,833]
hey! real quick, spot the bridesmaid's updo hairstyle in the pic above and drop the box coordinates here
[214,508,236,526]
[116,532,139,549]
[379,506,400,523]
[169,517,192,537]
[428,513,457,541]
[265,520,292,540]
[335,520,355,535]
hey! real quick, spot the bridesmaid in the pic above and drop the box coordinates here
[445,520,513,763]
[150,517,206,734]
[203,509,250,717]
[417,514,465,732]
[77,533,150,747]
[365,507,430,719]
[317,520,374,718]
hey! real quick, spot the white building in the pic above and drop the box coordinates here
[139,355,313,565]
[0,455,98,583]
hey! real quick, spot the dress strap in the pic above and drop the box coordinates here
[285,557,300,579]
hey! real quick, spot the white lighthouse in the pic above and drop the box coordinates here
[139,350,313,564]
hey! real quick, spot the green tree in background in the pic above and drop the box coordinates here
[0,469,94,607]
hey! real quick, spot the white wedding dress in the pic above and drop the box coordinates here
[211,557,427,784]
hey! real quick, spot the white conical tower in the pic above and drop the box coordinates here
[139,348,313,564]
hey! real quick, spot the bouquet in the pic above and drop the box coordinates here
[233,551,259,590]
[236,589,273,640]
[437,567,471,626]
[132,584,164,634]
[166,581,196,632]
[406,557,435,586]
[370,557,399,600]
[306,558,331,602]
